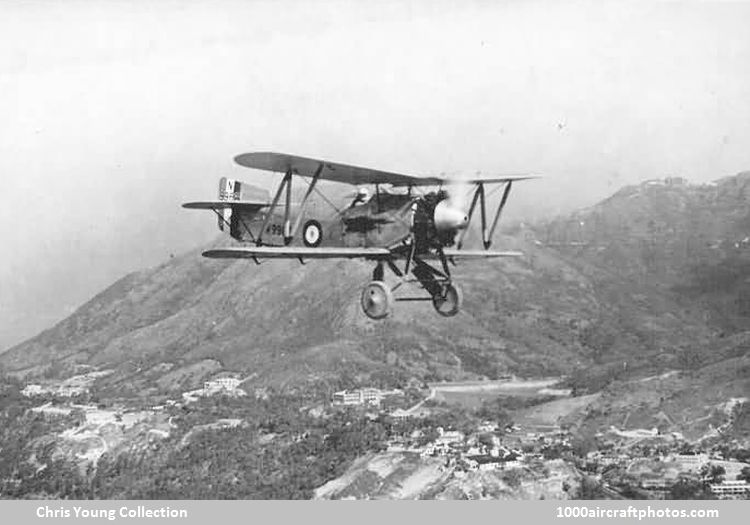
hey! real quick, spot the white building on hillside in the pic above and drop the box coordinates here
[710,480,750,498]
[435,428,464,446]
[390,408,411,421]
[21,384,44,397]
[332,388,382,406]
[203,377,242,394]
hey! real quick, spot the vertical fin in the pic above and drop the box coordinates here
[217,178,230,231]
[218,177,243,231]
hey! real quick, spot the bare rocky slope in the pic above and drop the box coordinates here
[313,452,582,500]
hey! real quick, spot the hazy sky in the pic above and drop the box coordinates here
[1,0,750,350]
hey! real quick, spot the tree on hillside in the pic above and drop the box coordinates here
[579,322,617,363]
[571,435,598,457]
[475,399,513,429]
[700,464,726,484]
[676,345,703,374]
[669,477,712,500]
[477,433,495,449]
[576,476,608,499]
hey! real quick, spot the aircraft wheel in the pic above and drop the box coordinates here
[361,281,393,320]
[432,282,462,317]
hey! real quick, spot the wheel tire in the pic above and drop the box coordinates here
[361,281,394,320]
[302,220,323,247]
[432,282,462,317]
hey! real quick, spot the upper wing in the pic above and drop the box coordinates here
[234,152,537,187]
[234,152,418,186]
[448,176,539,185]
[203,246,391,260]
[182,200,269,210]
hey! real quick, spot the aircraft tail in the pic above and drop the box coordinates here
[217,177,270,231]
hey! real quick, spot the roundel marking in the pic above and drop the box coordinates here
[303,220,323,247]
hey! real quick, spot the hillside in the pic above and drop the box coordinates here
[1,173,750,501]
[536,173,750,332]
[528,174,750,440]
[2,173,749,405]
[0,245,710,400]
[0,239,584,391]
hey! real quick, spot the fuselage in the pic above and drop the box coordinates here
[231,191,416,250]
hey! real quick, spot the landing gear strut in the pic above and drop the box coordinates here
[372,261,384,281]
[360,245,464,319]
[412,261,462,317]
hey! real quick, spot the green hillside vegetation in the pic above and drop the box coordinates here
[1,383,514,499]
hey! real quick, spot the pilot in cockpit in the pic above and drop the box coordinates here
[350,187,371,207]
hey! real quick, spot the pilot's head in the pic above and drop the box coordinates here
[353,187,370,205]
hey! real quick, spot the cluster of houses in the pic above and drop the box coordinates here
[22,383,87,398]
[456,439,525,473]
[21,370,113,398]
[668,453,749,498]
[639,472,749,499]
[386,424,531,474]
[22,370,259,413]
[588,448,750,499]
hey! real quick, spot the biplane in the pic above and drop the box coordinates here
[183,152,537,319]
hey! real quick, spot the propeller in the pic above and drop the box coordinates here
[412,178,469,251]
[436,171,473,233]
[440,170,474,212]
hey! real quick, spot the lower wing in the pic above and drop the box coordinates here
[203,246,521,261]
[183,200,269,210]
[434,249,523,261]
[441,249,523,259]
[203,246,391,260]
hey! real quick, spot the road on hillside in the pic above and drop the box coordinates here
[427,378,562,393]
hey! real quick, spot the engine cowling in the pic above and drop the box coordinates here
[412,191,468,250]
